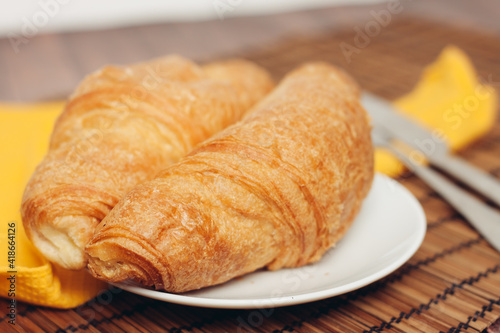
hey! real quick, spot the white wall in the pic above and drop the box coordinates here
[0,0,384,37]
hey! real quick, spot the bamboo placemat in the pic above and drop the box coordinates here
[1,15,500,333]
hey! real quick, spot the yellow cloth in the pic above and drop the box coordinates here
[0,101,107,309]
[0,46,496,309]
[375,45,497,176]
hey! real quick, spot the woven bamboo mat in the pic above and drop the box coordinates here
[1,15,500,333]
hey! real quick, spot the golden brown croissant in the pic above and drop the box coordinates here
[86,62,374,293]
[21,55,274,270]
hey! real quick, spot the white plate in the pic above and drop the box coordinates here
[116,174,426,309]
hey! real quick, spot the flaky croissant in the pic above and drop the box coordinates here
[86,62,374,293]
[21,55,274,269]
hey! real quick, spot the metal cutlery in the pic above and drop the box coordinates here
[362,92,500,252]
[362,92,500,207]
[371,125,500,252]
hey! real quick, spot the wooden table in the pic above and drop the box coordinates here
[1,1,500,332]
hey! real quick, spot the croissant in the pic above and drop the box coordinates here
[86,62,374,293]
[21,55,274,269]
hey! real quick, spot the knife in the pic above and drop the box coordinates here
[362,92,500,207]
[372,125,500,252]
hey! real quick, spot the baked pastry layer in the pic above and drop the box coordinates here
[21,55,274,269]
[86,62,374,292]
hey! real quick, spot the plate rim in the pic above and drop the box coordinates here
[114,173,427,309]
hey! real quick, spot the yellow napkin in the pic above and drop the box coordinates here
[375,45,497,176]
[0,101,107,309]
[0,46,496,309]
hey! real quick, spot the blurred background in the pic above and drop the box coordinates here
[0,0,385,36]
[0,0,499,101]
[2,1,500,332]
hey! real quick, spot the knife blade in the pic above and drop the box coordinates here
[362,91,500,207]
[372,124,500,253]
[361,92,449,156]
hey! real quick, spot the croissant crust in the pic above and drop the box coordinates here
[21,55,274,269]
[86,62,374,293]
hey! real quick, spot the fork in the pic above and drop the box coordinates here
[372,126,500,252]
[362,92,500,207]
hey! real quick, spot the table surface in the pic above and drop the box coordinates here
[1,1,500,332]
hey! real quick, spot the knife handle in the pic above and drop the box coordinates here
[430,154,500,208]
[387,145,500,252]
